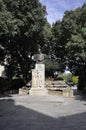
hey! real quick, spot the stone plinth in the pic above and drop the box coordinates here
[63,87,74,97]
[46,80,74,97]
[19,87,29,95]
[29,63,47,95]
[30,88,47,96]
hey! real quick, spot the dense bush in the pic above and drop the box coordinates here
[57,73,79,85]
[0,77,25,94]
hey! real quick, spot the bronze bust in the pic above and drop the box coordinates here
[34,46,44,63]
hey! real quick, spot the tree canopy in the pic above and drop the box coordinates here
[0,0,48,83]
[0,0,86,92]
[52,3,86,91]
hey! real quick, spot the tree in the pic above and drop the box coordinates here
[41,22,53,55]
[0,0,48,87]
[52,3,86,91]
[65,4,86,91]
[45,55,65,78]
[52,20,66,63]
[72,76,79,85]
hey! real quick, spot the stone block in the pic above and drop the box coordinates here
[19,87,29,95]
[29,88,47,96]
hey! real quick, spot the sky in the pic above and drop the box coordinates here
[40,0,86,24]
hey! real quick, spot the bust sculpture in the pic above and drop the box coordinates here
[34,46,44,63]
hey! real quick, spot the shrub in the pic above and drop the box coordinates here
[72,76,79,84]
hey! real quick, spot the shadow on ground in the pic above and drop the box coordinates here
[75,95,86,102]
[71,87,86,102]
[0,97,86,130]
[73,90,86,102]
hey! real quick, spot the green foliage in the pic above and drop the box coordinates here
[0,0,49,86]
[0,0,86,92]
[51,21,66,62]
[45,55,65,77]
[72,76,79,84]
[66,34,85,63]
[45,60,64,71]
[52,3,86,90]
[58,74,79,85]
[42,22,53,55]
[58,73,73,82]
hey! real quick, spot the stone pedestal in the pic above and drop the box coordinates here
[63,87,74,97]
[30,64,47,95]
[19,87,29,95]
[30,88,47,96]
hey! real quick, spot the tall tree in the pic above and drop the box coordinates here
[0,0,47,84]
[52,3,86,91]
[52,21,66,62]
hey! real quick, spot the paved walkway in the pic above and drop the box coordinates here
[0,95,86,130]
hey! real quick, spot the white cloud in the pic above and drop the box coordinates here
[40,0,65,24]
[47,10,63,24]
[40,0,86,24]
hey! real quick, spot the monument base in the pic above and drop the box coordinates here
[29,88,47,96]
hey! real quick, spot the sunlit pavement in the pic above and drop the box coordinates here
[0,95,86,130]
